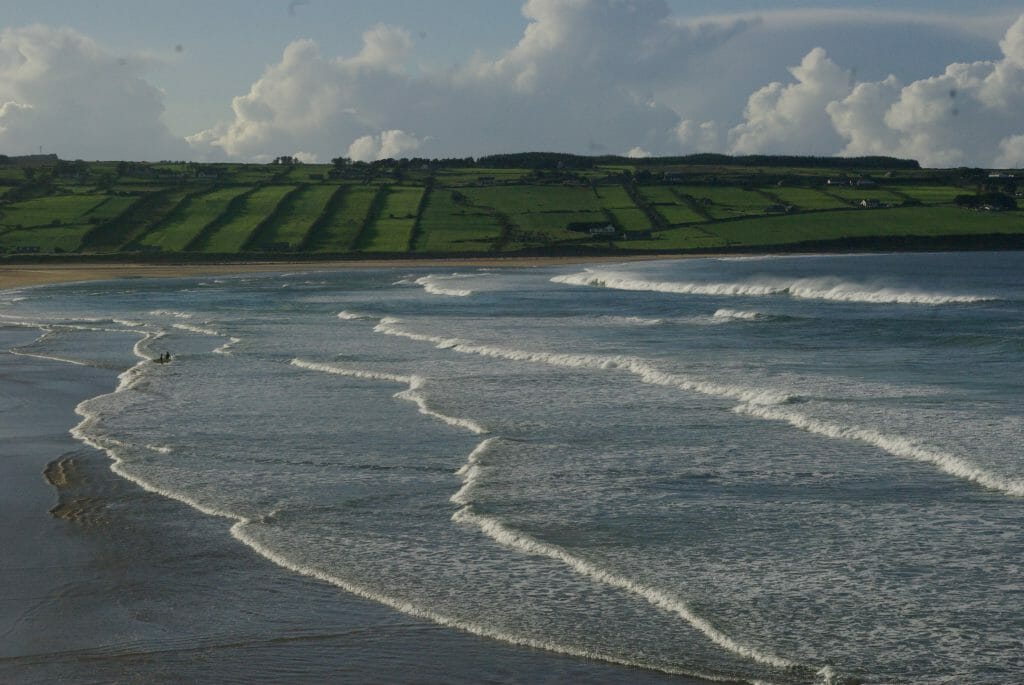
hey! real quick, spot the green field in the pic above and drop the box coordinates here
[139,186,251,251]
[678,186,769,219]
[416,188,504,252]
[824,186,905,205]
[255,184,338,249]
[195,185,295,253]
[770,187,848,210]
[0,194,106,229]
[638,186,706,224]
[305,185,378,252]
[900,186,964,204]
[624,206,1024,250]
[356,186,424,252]
[2,157,1021,257]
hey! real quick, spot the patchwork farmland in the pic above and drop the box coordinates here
[1,155,1021,258]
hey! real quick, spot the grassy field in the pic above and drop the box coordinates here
[770,187,848,210]
[254,184,338,249]
[356,186,424,252]
[623,206,1024,250]
[900,186,964,204]
[138,186,252,251]
[195,185,295,253]
[0,194,106,229]
[415,188,504,252]
[637,186,707,224]
[2,158,1021,257]
[678,186,770,219]
[305,185,378,252]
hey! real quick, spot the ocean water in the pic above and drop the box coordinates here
[2,252,1022,684]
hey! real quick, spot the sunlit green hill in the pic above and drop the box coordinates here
[1,155,1021,259]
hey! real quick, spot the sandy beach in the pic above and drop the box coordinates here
[0,255,681,292]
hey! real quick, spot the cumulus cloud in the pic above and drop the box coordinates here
[347,129,422,161]
[674,119,721,152]
[727,47,852,155]
[0,24,188,160]
[626,146,651,158]
[188,0,752,162]
[685,13,1024,167]
[828,14,1024,167]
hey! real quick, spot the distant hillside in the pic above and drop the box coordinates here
[1,155,1020,260]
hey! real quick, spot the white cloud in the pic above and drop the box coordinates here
[0,24,188,160]
[995,134,1024,168]
[727,47,851,155]
[674,119,722,152]
[188,1,753,162]
[626,146,651,158]
[346,129,422,161]
[828,14,1024,167]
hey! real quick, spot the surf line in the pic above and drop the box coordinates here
[289,358,787,683]
[315,329,814,678]
[368,315,1020,500]
[448,439,807,676]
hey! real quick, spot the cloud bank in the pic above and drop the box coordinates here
[4,3,1024,167]
[0,25,188,160]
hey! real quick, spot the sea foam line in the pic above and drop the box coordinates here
[69,337,789,682]
[371,317,795,407]
[227,519,751,684]
[294,356,798,680]
[734,403,1024,498]
[369,316,1017,499]
[54,325,749,682]
[413,274,475,297]
[289,359,487,434]
[447,440,807,675]
[552,271,993,305]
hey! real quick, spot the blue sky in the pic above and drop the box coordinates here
[2,1,1024,166]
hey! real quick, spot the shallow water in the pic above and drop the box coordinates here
[3,252,1022,684]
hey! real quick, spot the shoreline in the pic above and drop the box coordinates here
[0,254,688,291]
[0,313,701,684]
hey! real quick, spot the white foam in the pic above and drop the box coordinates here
[289,358,411,384]
[450,510,800,671]
[289,359,487,435]
[552,271,993,305]
[372,318,795,407]
[734,403,1024,497]
[713,308,762,321]
[553,271,783,297]
[149,309,193,319]
[172,322,222,337]
[337,310,376,321]
[413,275,474,297]
[213,337,241,355]
[227,520,741,683]
[595,315,665,326]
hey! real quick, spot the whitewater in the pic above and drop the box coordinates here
[3,252,1021,685]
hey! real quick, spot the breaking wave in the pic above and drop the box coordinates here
[734,403,1024,497]
[371,317,795,406]
[712,309,763,321]
[552,271,993,305]
[289,359,487,434]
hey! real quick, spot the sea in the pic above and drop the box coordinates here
[1,251,1021,685]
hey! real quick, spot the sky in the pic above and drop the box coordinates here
[2,1,1024,167]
